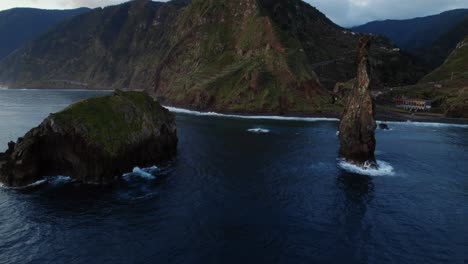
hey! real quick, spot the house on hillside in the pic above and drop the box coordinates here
[394,97,432,111]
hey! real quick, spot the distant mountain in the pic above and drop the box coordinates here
[379,36,468,118]
[352,9,468,52]
[0,0,178,91]
[0,0,423,114]
[416,16,468,67]
[422,36,468,118]
[0,7,90,59]
[422,36,468,83]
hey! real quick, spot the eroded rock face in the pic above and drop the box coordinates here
[0,91,177,187]
[339,36,377,168]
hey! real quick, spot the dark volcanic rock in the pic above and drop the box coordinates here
[0,91,177,187]
[379,123,389,130]
[339,36,377,169]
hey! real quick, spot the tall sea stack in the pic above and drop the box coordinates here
[338,36,377,169]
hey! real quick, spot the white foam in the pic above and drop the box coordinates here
[165,106,468,128]
[48,176,73,185]
[380,120,468,128]
[337,159,395,177]
[6,179,48,190]
[164,106,339,122]
[123,166,158,180]
[0,176,74,190]
[247,128,270,134]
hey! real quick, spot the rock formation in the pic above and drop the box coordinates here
[339,36,377,169]
[379,123,389,130]
[0,91,177,187]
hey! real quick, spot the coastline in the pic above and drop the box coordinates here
[2,88,467,125]
[165,105,468,127]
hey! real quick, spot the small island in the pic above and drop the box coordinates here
[0,90,177,187]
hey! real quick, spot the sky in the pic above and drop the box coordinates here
[0,0,467,27]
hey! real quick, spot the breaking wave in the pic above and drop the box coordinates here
[48,176,73,185]
[165,106,468,128]
[123,166,159,180]
[164,106,339,122]
[247,128,270,134]
[0,176,74,190]
[379,120,468,128]
[0,179,47,190]
[337,159,395,177]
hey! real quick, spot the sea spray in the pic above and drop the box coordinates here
[247,128,270,134]
[123,166,159,181]
[337,159,395,177]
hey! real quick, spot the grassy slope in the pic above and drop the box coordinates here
[422,36,468,82]
[52,91,171,155]
[378,36,468,118]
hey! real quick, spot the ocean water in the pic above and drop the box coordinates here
[0,89,467,264]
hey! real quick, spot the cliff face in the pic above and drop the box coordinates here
[0,0,184,90]
[151,0,345,114]
[339,36,377,168]
[0,0,422,114]
[0,91,177,187]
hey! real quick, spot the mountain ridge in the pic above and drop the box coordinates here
[0,7,90,59]
[0,0,423,114]
[352,8,468,52]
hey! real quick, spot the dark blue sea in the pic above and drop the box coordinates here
[0,89,466,264]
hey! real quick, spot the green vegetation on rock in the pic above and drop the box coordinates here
[421,36,468,82]
[52,90,171,155]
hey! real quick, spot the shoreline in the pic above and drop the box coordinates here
[165,105,468,127]
[2,88,467,125]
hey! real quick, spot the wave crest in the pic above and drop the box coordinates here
[247,128,270,134]
[123,166,159,180]
[338,159,395,176]
[164,106,339,122]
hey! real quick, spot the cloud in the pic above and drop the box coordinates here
[0,0,467,27]
[305,0,468,26]
[60,0,127,8]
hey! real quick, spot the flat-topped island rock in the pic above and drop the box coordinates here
[0,90,177,187]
